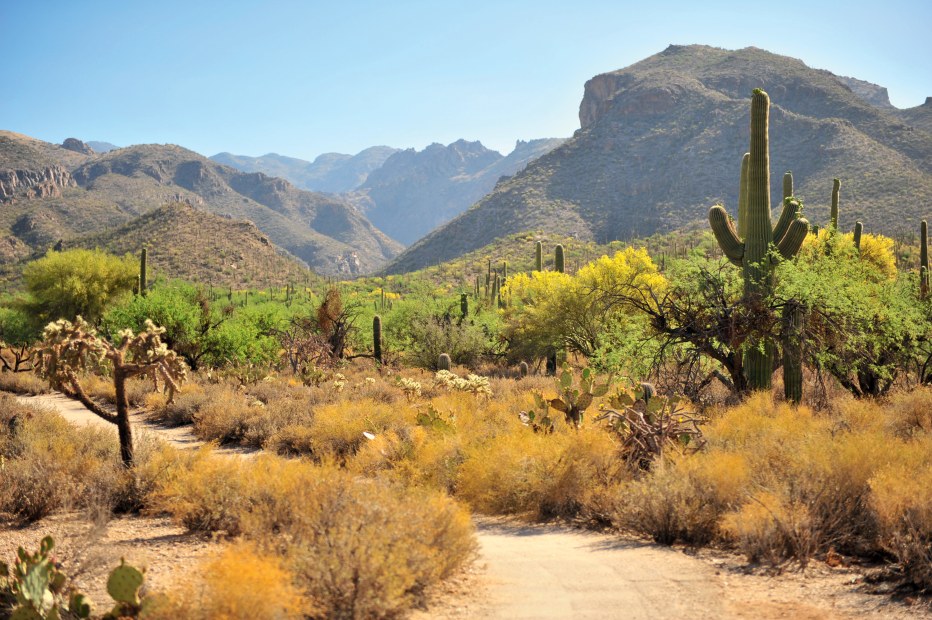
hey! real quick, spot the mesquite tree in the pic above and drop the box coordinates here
[36,317,186,467]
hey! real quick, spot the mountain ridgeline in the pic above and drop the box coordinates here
[0,132,402,278]
[384,45,932,273]
[213,138,565,245]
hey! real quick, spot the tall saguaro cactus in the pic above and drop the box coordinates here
[921,220,929,300]
[535,241,543,271]
[555,244,565,273]
[708,89,810,391]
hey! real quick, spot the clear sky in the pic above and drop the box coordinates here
[2,0,929,159]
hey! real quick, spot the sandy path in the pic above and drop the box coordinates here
[467,520,726,619]
[14,392,254,455]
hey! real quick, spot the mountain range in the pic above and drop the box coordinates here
[3,45,929,282]
[212,138,565,244]
[0,132,401,278]
[384,45,932,273]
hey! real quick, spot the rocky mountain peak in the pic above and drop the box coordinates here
[61,138,95,154]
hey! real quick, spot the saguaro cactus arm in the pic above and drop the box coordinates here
[776,218,810,260]
[737,153,750,240]
[772,197,800,248]
[708,206,745,266]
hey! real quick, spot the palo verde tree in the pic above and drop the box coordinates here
[20,248,137,326]
[35,317,187,467]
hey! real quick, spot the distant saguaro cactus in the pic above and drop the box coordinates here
[921,220,929,300]
[853,221,863,252]
[373,315,382,364]
[139,247,147,296]
[535,241,543,271]
[554,244,565,273]
[831,179,841,229]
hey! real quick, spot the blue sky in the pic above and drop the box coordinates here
[2,0,929,159]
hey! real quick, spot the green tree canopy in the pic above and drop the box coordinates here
[20,249,137,325]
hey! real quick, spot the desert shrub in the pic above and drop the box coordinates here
[267,424,318,457]
[244,396,315,449]
[145,382,212,426]
[147,541,312,620]
[613,450,750,545]
[299,399,414,463]
[0,396,179,521]
[886,386,932,437]
[191,387,264,445]
[151,454,476,619]
[721,491,817,565]
[456,424,623,519]
[869,436,932,589]
[0,370,48,394]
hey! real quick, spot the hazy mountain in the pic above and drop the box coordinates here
[349,138,565,245]
[0,132,402,276]
[87,141,120,153]
[384,45,932,273]
[211,146,399,193]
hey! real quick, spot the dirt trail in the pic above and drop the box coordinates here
[11,392,928,619]
[13,392,254,456]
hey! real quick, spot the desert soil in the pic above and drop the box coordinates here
[3,392,929,619]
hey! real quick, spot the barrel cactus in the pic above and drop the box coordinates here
[438,353,452,371]
[708,89,810,391]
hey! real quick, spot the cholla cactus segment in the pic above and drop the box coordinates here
[36,317,107,390]
[397,377,422,401]
[433,369,492,397]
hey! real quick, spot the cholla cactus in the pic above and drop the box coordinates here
[433,369,492,397]
[36,317,187,467]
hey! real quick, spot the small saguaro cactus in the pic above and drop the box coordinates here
[438,352,452,371]
[535,241,543,271]
[708,89,810,391]
[139,247,147,297]
[853,221,863,252]
[831,178,841,229]
[460,293,469,320]
[554,244,565,273]
[373,315,382,364]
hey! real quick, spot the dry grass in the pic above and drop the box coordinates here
[146,541,313,620]
[149,453,476,619]
[0,370,49,395]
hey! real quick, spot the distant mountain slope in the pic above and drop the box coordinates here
[350,138,565,245]
[0,133,402,276]
[211,146,399,193]
[75,202,313,288]
[87,140,120,153]
[384,45,932,273]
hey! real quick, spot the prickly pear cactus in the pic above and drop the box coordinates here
[106,561,143,606]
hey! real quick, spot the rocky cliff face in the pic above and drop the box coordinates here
[61,138,96,154]
[0,165,76,202]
